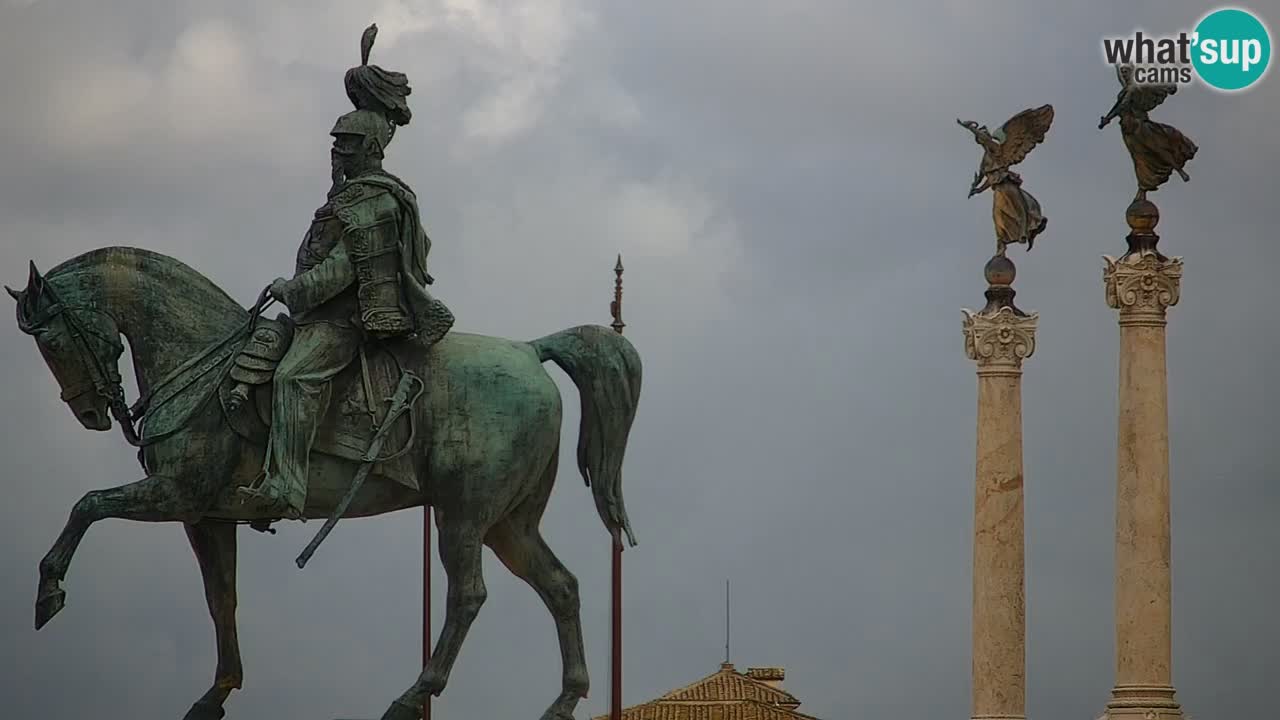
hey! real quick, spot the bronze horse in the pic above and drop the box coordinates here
[8,246,641,720]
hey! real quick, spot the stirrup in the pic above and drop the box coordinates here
[236,482,301,521]
[249,519,277,535]
[237,471,270,496]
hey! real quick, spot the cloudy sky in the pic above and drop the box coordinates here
[1,1,1276,718]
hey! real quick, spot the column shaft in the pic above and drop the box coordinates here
[1115,321,1172,687]
[963,303,1037,720]
[1102,251,1183,720]
[973,369,1026,720]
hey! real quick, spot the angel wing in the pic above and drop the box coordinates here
[1114,64,1177,112]
[985,105,1054,171]
[1127,83,1177,113]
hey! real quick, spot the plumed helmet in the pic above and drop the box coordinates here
[335,24,412,150]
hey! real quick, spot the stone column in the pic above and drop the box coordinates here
[963,254,1037,720]
[1100,200,1184,720]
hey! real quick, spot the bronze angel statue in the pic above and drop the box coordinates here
[957,104,1054,256]
[1099,64,1198,202]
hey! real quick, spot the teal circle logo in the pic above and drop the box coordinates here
[1192,8,1271,91]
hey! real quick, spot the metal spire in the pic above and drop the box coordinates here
[610,254,625,335]
[609,254,625,720]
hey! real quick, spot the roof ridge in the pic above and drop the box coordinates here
[656,665,800,705]
[656,666,736,700]
[592,697,823,720]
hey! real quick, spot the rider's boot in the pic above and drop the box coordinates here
[237,473,305,520]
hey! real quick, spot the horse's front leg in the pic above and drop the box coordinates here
[182,520,241,720]
[36,473,206,629]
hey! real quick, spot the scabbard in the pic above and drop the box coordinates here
[294,451,379,569]
[295,371,422,569]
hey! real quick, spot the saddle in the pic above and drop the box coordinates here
[217,315,422,491]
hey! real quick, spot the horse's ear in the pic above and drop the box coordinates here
[4,285,20,302]
[26,261,44,299]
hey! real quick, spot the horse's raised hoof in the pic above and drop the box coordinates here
[34,587,66,630]
[182,699,226,720]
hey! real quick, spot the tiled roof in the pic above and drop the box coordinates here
[603,699,821,720]
[592,664,820,720]
[659,665,800,707]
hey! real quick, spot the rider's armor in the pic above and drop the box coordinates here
[292,201,360,327]
[333,182,416,339]
[351,227,411,338]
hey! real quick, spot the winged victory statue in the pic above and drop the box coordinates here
[1099,64,1198,202]
[957,104,1055,257]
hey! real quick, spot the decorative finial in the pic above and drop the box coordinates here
[981,253,1025,316]
[1121,197,1165,260]
[610,255,625,335]
[984,253,1017,287]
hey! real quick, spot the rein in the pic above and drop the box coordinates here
[22,282,277,465]
[129,288,276,448]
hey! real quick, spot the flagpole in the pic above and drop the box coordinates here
[609,255,625,720]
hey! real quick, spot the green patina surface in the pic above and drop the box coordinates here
[8,22,642,720]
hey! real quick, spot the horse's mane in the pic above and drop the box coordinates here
[48,246,245,316]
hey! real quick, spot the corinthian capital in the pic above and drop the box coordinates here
[962,306,1039,373]
[1103,253,1183,325]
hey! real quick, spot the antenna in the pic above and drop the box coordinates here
[725,579,731,665]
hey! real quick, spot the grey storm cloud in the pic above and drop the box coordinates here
[0,1,1276,719]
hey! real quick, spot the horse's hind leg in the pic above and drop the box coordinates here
[487,510,589,720]
[381,516,489,720]
[36,473,206,630]
[182,520,242,720]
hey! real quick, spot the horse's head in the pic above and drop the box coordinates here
[9,262,124,431]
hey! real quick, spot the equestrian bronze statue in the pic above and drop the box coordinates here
[8,24,641,720]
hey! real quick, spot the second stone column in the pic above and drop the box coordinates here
[963,254,1038,720]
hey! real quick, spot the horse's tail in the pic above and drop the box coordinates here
[531,325,641,546]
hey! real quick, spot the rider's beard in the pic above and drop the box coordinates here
[328,155,346,197]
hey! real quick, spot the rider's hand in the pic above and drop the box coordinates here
[268,277,290,302]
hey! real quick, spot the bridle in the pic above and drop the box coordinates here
[17,280,277,461]
[15,281,139,442]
